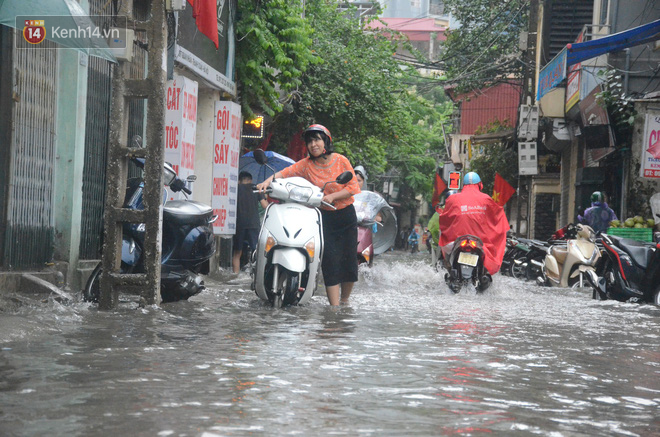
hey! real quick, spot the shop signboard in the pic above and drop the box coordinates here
[641,114,660,179]
[537,47,567,101]
[565,32,583,112]
[212,101,242,234]
[164,74,198,200]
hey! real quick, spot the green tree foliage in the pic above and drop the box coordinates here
[236,1,453,204]
[440,0,529,93]
[235,0,318,118]
[283,1,452,197]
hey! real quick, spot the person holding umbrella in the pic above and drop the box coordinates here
[256,124,361,306]
[232,171,268,273]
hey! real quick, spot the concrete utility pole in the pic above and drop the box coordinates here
[100,0,167,309]
[516,0,539,237]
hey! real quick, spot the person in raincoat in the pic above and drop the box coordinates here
[437,172,509,275]
[578,191,617,233]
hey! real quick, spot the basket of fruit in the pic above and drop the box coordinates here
[606,216,655,242]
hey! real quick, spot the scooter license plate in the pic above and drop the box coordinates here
[458,252,479,267]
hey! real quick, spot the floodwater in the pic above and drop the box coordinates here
[1,251,659,436]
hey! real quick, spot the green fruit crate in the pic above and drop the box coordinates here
[606,227,653,242]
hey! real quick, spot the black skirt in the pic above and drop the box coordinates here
[320,204,358,287]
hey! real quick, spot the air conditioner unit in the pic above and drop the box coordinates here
[166,0,186,11]
[107,28,134,62]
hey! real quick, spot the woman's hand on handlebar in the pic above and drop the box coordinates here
[321,201,337,210]
[322,192,337,206]
[256,176,274,193]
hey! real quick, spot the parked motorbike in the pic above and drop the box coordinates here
[587,222,660,304]
[83,158,217,303]
[440,234,492,293]
[536,224,600,289]
[512,238,551,281]
[250,149,353,307]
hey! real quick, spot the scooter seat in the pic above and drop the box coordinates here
[164,200,214,225]
[550,246,568,264]
[607,235,655,270]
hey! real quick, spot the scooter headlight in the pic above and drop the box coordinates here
[265,233,277,254]
[287,184,313,202]
[304,237,315,259]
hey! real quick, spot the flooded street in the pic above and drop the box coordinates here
[1,250,659,436]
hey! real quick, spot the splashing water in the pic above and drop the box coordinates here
[0,250,659,436]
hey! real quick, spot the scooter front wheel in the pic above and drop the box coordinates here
[271,265,300,307]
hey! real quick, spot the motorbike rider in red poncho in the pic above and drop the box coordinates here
[438,172,510,275]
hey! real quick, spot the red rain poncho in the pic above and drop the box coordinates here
[438,184,510,274]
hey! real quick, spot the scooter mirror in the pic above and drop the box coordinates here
[163,162,178,186]
[253,149,267,165]
[336,171,353,185]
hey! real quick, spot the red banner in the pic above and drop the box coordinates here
[431,172,448,207]
[492,172,516,206]
[187,0,219,49]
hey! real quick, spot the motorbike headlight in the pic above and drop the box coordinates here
[287,184,313,202]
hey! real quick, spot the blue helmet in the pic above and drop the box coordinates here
[463,172,481,185]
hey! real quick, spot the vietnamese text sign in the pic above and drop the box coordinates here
[212,101,242,234]
[164,74,198,200]
[641,114,660,178]
[537,47,567,101]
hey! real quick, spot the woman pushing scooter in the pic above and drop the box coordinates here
[257,124,361,306]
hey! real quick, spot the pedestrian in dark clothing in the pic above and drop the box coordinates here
[233,172,267,273]
[578,191,617,234]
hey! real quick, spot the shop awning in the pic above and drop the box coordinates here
[566,19,660,66]
[537,19,660,100]
[0,0,117,62]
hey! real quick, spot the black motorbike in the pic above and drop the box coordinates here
[441,234,491,293]
[512,238,551,281]
[83,158,217,303]
[509,224,581,282]
[588,228,660,304]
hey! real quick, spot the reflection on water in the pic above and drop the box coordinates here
[0,251,659,436]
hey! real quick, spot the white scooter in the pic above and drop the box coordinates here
[536,223,600,288]
[250,150,353,307]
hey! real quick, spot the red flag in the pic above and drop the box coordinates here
[431,172,448,207]
[492,172,516,206]
[186,0,219,49]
